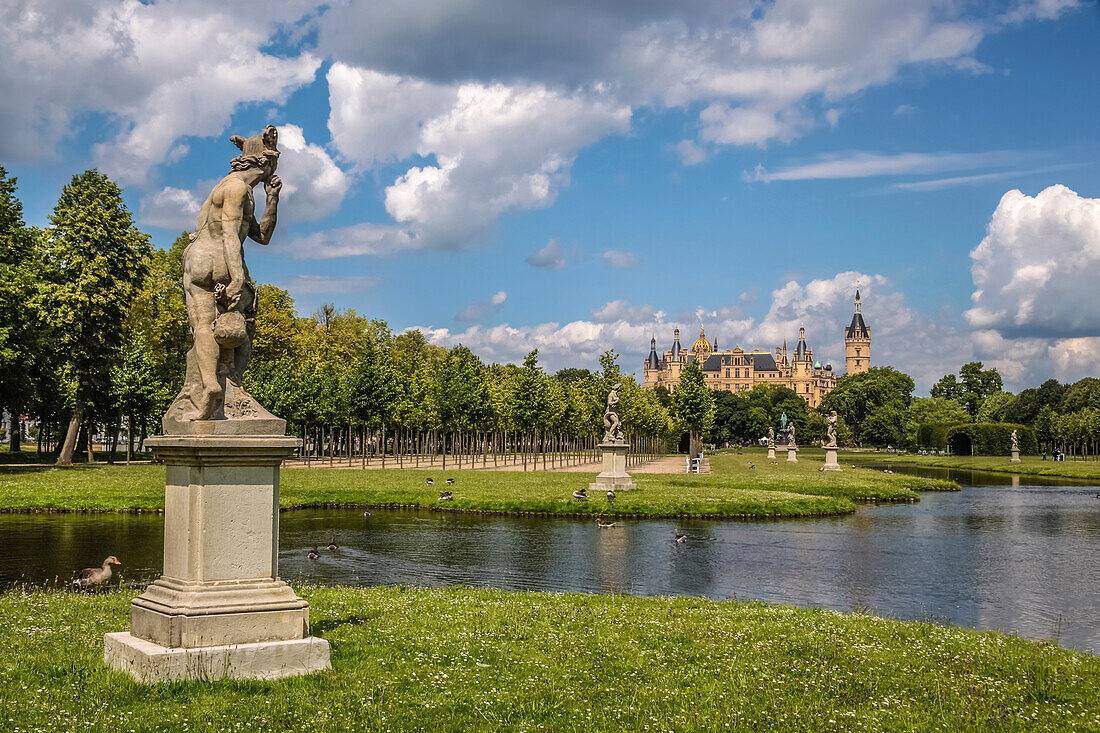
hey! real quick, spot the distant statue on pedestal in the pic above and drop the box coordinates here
[602,383,624,444]
[1011,430,1019,453]
[822,411,841,471]
[767,427,775,448]
[787,423,796,447]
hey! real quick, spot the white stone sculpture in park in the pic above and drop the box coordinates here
[105,126,330,683]
[591,383,635,492]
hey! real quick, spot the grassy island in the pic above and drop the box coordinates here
[0,451,954,519]
[845,452,1100,481]
[0,585,1095,732]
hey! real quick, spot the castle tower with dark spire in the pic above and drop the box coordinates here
[845,289,871,375]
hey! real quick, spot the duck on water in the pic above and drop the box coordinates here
[73,556,121,588]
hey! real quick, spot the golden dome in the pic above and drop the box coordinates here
[691,325,712,354]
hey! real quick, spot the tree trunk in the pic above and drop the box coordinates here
[56,406,83,466]
[8,411,20,453]
[86,416,96,463]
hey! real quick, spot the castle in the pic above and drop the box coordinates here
[642,291,870,408]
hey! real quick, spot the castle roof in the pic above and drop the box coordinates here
[750,353,778,372]
[691,325,712,354]
[846,312,869,339]
[647,336,660,369]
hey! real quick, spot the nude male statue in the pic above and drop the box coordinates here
[164,126,281,426]
[603,383,624,443]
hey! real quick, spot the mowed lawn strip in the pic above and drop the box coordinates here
[0,586,1095,732]
[0,451,955,518]
[846,452,1100,481]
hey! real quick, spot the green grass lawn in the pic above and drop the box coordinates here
[1,585,1095,732]
[0,450,954,519]
[845,452,1100,481]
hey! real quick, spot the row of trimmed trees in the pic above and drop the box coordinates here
[0,167,688,468]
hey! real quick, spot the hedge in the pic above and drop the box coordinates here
[917,422,1037,456]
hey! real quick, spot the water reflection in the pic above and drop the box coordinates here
[0,467,1096,652]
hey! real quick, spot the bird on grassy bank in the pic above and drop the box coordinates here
[748,462,755,469]
[606,488,616,504]
[307,547,320,560]
[74,556,121,588]
[572,488,588,500]
[426,477,434,485]
[673,529,687,543]
[446,478,456,485]
[596,518,617,528]
[438,491,453,501]
[326,536,339,551]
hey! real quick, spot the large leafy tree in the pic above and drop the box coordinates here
[346,334,398,430]
[41,171,150,465]
[820,366,915,447]
[673,361,715,454]
[932,362,1003,417]
[0,166,43,451]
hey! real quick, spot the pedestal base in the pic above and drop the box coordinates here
[105,632,329,683]
[767,447,776,460]
[106,430,326,683]
[787,447,798,463]
[589,441,636,491]
[822,448,842,471]
[1010,450,1020,462]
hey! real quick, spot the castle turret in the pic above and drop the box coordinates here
[845,289,871,375]
[794,324,809,362]
[646,336,660,370]
[671,327,682,361]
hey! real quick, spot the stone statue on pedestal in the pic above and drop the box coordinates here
[767,427,775,448]
[602,383,624,444]
[826,411,838,449]
[1011,429,1019,452]
[787,423,796,447]
[107,126,329,683]
[163,125,284,433]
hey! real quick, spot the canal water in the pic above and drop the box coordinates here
[2,465,1097,652]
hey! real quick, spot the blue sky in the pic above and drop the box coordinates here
[3,0,1099,392]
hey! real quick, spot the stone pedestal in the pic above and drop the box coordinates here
[787,446,798,463]
[105,433,331,683]
[1010,450,1020,463]
[589,442,636,491]
[767,447,776,460]
[822,447,842,471]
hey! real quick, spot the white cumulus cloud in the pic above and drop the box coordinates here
[965,185,1100,339]
[604,250,641,269]
[525,239,566,270]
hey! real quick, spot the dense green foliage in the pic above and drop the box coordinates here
[41,171,152,465]
[0,170,672,461]
[819,367,915,447]
[672,361,715,453]
[1,586,1096,732]
[0,167,43,452]
[916,422,1037,456]
[932,361,1004,417]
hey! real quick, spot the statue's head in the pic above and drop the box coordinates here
[229,125,280,177]
[831,410,837,418]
